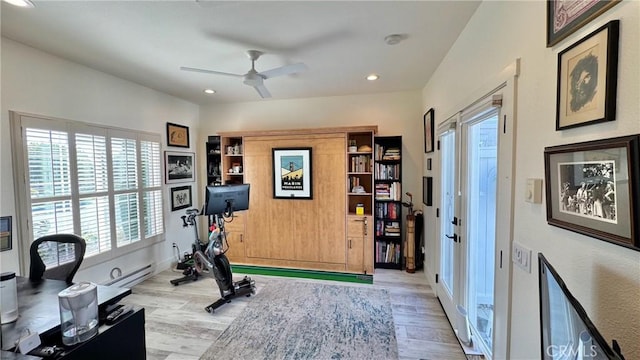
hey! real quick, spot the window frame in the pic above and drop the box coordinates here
[10,111,165,274]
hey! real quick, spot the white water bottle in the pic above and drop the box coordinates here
[0,271,19,324]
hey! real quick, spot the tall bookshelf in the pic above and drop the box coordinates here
[373,136,402,269]
[206,136,222,186]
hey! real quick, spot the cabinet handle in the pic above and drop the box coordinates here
[349,239,352,249]
[363,217,368,236]
[240,234,243,243]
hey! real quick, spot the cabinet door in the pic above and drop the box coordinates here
[346,216,372,273]
[223,213,246,263]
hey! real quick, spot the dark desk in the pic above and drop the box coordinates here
[1,277,131,352]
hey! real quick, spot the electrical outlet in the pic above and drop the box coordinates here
[512,242,532,273]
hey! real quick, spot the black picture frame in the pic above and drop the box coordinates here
[170,185,192,211]
[544,134,640,250]
[422,176,433,207]
[272,147,313,199]
[0,216,12,252]
[546,0,620,47]
[166,122,190,148]
[423,108,435,153]
[165,151,196,184]
[426,158,432,171]
[556,20,619,130]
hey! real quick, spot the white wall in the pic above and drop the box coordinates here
[198,91,424,214]
[422,1,640,359]
[0,38,201,282]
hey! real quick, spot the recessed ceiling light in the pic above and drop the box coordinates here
[366,74,379,81]
[203,89,216,94]
[3,0,35,7]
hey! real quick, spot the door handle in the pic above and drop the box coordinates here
[445,234,458,242]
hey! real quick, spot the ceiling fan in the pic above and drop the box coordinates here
[181,50,308,98]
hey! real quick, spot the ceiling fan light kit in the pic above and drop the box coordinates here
[181,49,308,99]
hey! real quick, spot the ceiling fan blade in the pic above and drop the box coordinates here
[259,62,308,79]
[253,84,272,98]
[180,66,244,78]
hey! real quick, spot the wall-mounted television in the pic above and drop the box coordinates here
[538,253,625,359]
[204,184,250,217]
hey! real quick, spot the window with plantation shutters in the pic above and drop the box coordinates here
[14,113,164,269]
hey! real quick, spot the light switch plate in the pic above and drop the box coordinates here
[525,178,542,203]
[513,242,532,273]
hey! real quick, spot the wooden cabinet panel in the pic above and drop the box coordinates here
[223,213,246,263]
[346,215,373,273]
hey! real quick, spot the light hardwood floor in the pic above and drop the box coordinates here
[120,268,470,360]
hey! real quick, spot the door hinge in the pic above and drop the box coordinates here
[437,140,440,151]
[500,250,503,269]
[435,273,439,283]
[436,208,440,218]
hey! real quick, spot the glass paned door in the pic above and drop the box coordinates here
[464,111,498,356]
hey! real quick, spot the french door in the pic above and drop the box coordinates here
[434,78,516,359]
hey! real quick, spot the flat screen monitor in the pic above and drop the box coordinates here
[204,184,250,216]
[538,253,624,360]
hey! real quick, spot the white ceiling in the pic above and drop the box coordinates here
[1,1,480,105]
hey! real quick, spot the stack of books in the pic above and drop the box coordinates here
[384,221,401,237]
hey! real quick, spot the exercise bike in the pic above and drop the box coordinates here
[191,183,256,313]
[193,213,255,313]
[170,208,206,286]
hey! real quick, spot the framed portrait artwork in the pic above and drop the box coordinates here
[0,216,12,252]
[423,108,435,153]
[170,185,192,211]
[165,151,196,184]
[166,122,190,148]
[272,147,313,199]
[544,135,640,250]
[546,0,620,47]
[556,20,619,130]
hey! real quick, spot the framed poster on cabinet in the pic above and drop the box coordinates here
[272,147,313,199]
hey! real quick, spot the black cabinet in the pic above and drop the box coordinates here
[374,136,402,269]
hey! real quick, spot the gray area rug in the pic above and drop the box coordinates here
[200,281,398,359]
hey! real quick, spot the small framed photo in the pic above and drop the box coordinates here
[544,135,640,250]
[272,147,313,199]
[165,151,195,184]
[546,0,620,47]
[424,108,435,153]
[422,176,433,207]
[170,185,192,211]
[166,122,190,148]
[1,216,12,252]
[556,20,619,130]
[427,158,432,171]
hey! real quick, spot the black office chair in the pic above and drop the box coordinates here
[29,234,87,284]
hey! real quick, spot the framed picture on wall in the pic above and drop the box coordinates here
[272,147,313,199]
[544,135,640,250]
[171,185,192,211]
[423,108,435,153]
[166,122,190,148]
[0,216,12,252]
[546,0,620,47]
[556,20,619,130]
[165,151,196,184]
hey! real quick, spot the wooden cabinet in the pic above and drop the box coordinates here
[221,136,244,184]
[346,215,373,274]
[223,212,246,263]
[374,136,403,269]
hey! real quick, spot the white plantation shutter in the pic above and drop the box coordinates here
[141,140,163,237]
[75,133,112,256]
[16,114,164,269]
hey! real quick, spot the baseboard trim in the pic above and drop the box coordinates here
[230,265,373,284]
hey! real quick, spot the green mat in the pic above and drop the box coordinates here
[230,265,373,284]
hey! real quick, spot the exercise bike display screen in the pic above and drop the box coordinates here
[204,184,250,216]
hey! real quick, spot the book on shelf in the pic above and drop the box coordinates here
[374,144,401,161]
[374,182,401,200]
